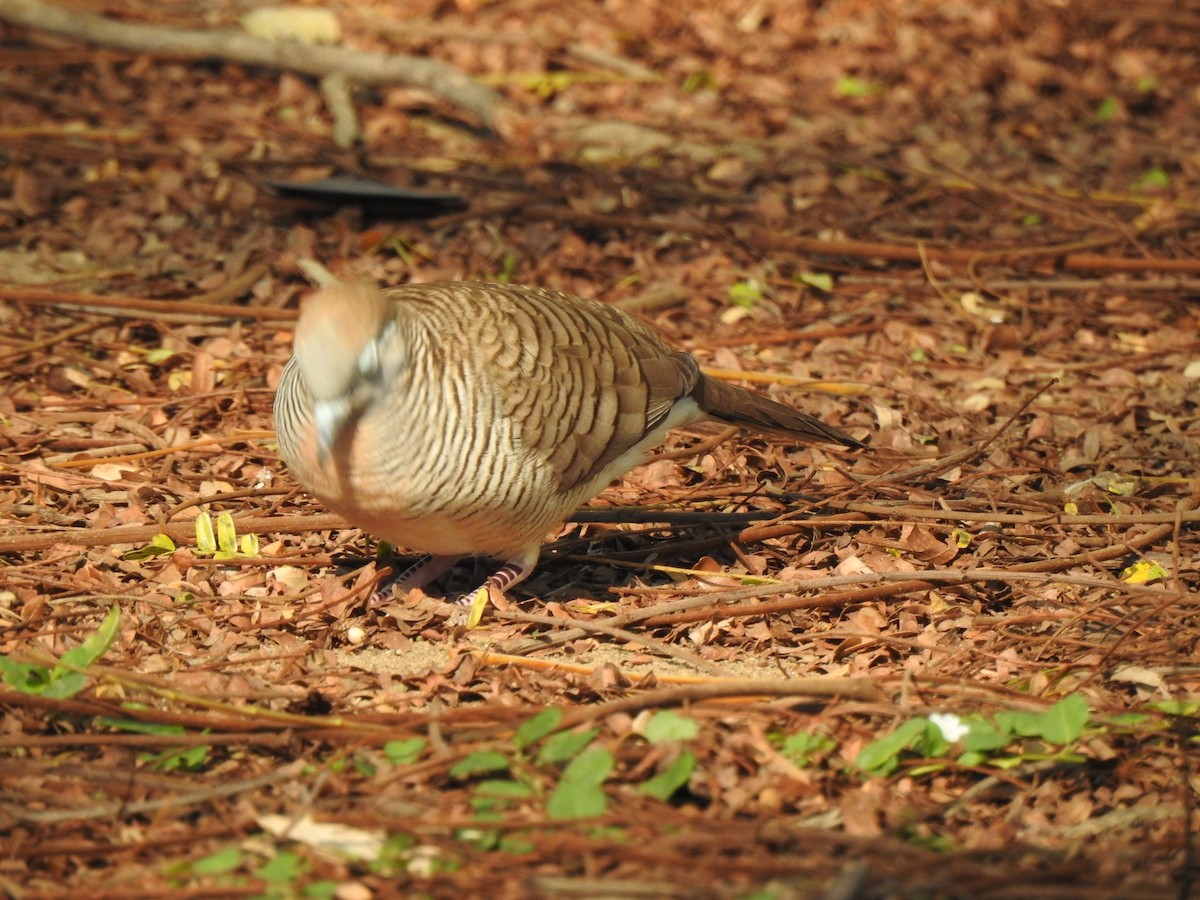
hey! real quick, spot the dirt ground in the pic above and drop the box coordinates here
[2,0,1199,897]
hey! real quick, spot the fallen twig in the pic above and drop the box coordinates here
[0,0,513,132]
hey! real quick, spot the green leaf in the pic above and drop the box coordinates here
[1104,712,1151,728]
[1093,96,1120,123]
[191,845,242,875]
[835,75,883,97]
[1120,559,1167,584]
[476,779,535,799]
[682,70,716,93]
[1132,167,1170,192]
[239,532,260,557]
[643,710,699,744]
[60,605,120,670]
[216,511,238,554]
[795,271,834,292]
[994,709,1044,738]
[383,738,426,765]
[776,729,837,766]
[27,605,123,700]
[257,851,306,883]
[547,780,608,820]
[728,279,764,308]
[143,743,212,772]
[302,880,340,899]
[150,532,177,553]
[638,751,695,801]
[39,672,86,700]
[195,512,217,555]
[449,750,510,779]
[457,827,501,849]
[1038,695,1089,745]
[498,835,536,854]
[464,586,489,629]
[122,533,176,561]
[0,656,51,694]
[907,761,948,777]
[1150,700,1200,717]
[176,744,212,770]
[559,745,614,786]
[496,251,519,284]
[853,718,929,775]
[145,347,177,365]
[514,708,563,749]
[537,728,598,765]
[960,717,1010,753]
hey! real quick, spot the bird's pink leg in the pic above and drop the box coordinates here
[371,554,462,603]
[455,549,539,606]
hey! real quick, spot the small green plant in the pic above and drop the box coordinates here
[98,718,213,771]
[489,251,519,284]
[0,605,119,698]
[1093,96,1122,123]
[771,729,838,767]
[835,75,883,98]
[1132,166,1170,192]
[728,279,766,308]
[188,845,243,877]
[546,744,616,818]
[445,708,701,825]
[383,737,426,765]
[638,751,694,802]
[682,70,716,93]
[124,511,259,561]
[854,694,1090,777]
[167,842,337,897]
[794,271,834,292]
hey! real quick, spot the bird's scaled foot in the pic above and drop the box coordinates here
[369,553,462,604]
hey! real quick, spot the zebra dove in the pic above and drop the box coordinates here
[274,281,861,606]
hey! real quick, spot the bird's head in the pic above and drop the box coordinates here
[294,283,396,462]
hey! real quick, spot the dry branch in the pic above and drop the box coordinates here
[1,285,296,322]
[0,0,513,133]
[517,205,1200,277]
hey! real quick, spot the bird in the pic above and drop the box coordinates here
[274,280,862,609]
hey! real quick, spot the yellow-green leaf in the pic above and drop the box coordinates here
[795,272,834,292]
[216,511,238,554]
[195,512,216,555]
[466,587,489,628]
[122,532,176,560]
[1120,559,1167,584]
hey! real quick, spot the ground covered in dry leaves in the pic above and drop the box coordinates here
[2,1,1199,897]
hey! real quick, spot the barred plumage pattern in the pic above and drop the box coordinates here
[274,281,861,602]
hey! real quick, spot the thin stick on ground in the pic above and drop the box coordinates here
[0,0,514,132]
